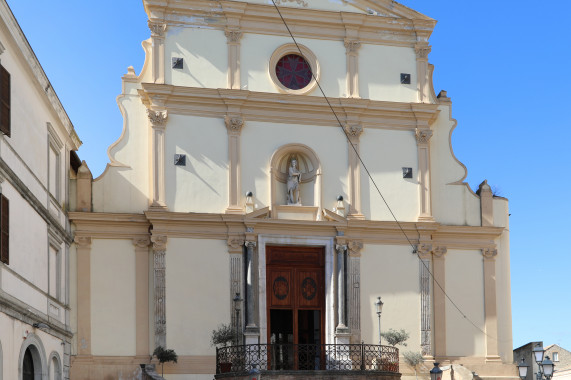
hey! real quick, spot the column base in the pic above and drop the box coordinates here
[149,201,168,210]
[225,206,244,214]
[418,215,435,222]
[347,213,365,220]
[244,326,260,345]
[485,355,502,362]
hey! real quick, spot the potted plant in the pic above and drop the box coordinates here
[211,324,236,373]
[379,329,409,371]
[152,346,178,377]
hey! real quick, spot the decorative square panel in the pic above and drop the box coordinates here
[400,73,411,84]
[172,57,184,69]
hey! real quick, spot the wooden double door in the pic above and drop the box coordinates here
[266,245,325,370]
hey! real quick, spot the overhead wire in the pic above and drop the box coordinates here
[268,0,508,344]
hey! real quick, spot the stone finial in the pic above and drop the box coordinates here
[76,161,92,212]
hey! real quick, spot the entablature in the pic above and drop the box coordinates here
[139,84,440,130]
[143,0,435,47]
[70,211,503,251]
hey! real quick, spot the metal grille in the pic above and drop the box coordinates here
[216,343,399,374]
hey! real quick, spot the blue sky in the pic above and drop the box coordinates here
[7,0,571,352]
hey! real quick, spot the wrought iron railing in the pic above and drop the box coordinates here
[216,343,399,374]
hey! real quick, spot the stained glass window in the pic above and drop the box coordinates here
[275,54,312,90]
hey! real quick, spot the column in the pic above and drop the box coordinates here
[225,116,244,214]
[151,234,167,348]
[482,248,500,361]
[416,128,433,221]
[347,241,363,343]
[228,237,245,341]
[133,237,151,356]
[148,21,166,84]
[75,236,92,356]
[415,42,431,103]
[335,244,349,333]
[431,245,447,359]
[345,124,364,219]
[244,240,259,344]
[148,110,168,210]
[344,39,361,98]
[225,29,243,89]
[418,248,432,358]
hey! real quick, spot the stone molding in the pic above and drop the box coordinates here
[274,0,308,7]
[417,244,447,258]
[415,43,431,60]
[133,236,151,248]
[344,123,363,139]
[224,115,244,135]
[347,241,363,257]
[344,39,361,54]
[225,29,243,43]
[227,237,245,251]
[433,246,447,258]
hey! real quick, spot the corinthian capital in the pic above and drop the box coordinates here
[133,236,151,249]
[147,109,168,129]
[74,236,92,248]
[224,115,244,134]
[482,248,498,259]
[415,43,431,59]
[151,234,168,251]
[415,128,433,144]
[348,241,363,257]
[344,39,361,54]
[148,21,167,37]
[225,29,243,43]
[344,124,363,138]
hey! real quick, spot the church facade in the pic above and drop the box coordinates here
[70,0,516,379]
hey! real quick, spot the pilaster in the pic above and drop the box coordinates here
[225,116,244,214]
[347,240,363,343]
[228,237,245,339]
[151,234,167,348]
[482,248,500,361]
[344,39,361,98]
[416,128,434,221]
[415,42,431,103]
[148,110,168,210]
[431,245,447,359]
[225,29,243,89]
[479,180,494,227]
[244,240,259,344]
[345,124,365,220]
[335,243,348,334]
[418,247,432,358]
[75,236,92,356]
[148,21,167,84]
[133,237,151,356]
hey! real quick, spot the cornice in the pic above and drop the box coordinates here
[139,84,440,130]
[71,211,503,250]
[142,0,435,47]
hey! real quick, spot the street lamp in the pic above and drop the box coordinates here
[430,363,443,380]
[233,292,243,346]
[519,344,556,380]
[375,296,383,345]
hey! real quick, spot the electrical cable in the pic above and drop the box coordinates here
[269,0,508,344]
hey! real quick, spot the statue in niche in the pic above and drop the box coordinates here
[287,158,302,205]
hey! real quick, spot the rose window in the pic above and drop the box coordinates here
[275,54,313,90]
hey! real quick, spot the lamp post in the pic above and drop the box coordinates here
[375,296,383,345]
[430,363,443,380]
[518,344,555,380]
[233,292,243,346]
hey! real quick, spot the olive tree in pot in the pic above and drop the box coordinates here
[211,324,236,373]
[152,346,178,377]
[379,329,410,371]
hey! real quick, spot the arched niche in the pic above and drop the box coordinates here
[18,333,47,380]
[48,351,62,380]
[270,143,322,219]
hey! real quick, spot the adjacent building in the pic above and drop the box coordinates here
[0,0,82,379]
[70,0,516,379]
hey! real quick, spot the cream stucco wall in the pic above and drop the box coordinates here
[165,115,229,213]
[90,239,137,356]
[359,128,419,221]
[359,45,418,103]
[166,238,229,356]
[241,121,348,210]
[360,244,421,349]
[165,27,227,89]
[93,91,150,213]
[445,249,485,357]
[430,105,481,226]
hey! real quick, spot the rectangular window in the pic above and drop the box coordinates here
[49,145,59,198]
[0,63,10,137]
[48,245,61,299]
[0,194,8,265]
[553,352,559,362]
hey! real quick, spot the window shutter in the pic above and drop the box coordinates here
[0,64,10,137]
[0,194,8,265]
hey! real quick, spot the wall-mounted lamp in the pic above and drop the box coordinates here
[335,195,345,217]
[245,192,254,214]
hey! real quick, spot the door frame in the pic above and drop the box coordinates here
[258,235,335,345]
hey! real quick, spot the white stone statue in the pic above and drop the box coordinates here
[287,159,301,205]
